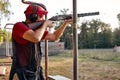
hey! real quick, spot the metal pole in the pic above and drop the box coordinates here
[44,14,49,80]
[4,23,14,57]
[45,40,48,80]
[72,0,78,80]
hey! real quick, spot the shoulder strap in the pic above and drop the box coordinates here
[22,21,29,27]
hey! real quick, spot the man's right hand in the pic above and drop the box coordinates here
[44,20,53,28]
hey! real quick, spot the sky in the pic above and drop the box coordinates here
[2,0,120,30]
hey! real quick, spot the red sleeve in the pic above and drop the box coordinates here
[12,22,31,44]
[12,22,49,44]
[13,22,30,37]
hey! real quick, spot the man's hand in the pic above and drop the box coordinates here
[44,20,53,27]
[64,19,73,24]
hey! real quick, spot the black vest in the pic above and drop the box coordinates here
[12,22,42,68]
[9,22,44,80]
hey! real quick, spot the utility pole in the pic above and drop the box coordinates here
[73,0,78,80]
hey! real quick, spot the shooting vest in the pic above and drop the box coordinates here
[9,22,44,80]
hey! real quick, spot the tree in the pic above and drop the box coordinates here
[78,19,112,49]
[113,13,120,47]
[0,0,12,24]
[0,0,12,42]
[78,21,89,48]
[117,13,120,27]
[113,28,120,46]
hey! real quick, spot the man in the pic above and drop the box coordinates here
[9,4,72,80]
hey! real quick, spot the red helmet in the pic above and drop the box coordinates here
[24,4,48,15]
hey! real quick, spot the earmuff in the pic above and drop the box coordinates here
[28,5,38,22]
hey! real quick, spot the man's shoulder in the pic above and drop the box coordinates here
[14,22,24,26]
[13,21,28,29]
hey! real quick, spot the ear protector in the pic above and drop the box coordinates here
[28,5,38,22]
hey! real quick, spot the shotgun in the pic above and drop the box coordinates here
[28,12,99,30]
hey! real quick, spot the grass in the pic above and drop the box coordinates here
[0,49,120,80]
[42,49,120,80]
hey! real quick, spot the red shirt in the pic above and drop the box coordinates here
[12,22,48,44]
[12,22,48,66]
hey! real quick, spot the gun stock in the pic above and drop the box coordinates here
[28,12,99,30]
[28,21,44,30]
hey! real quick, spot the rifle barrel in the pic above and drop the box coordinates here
[78,12,99,17]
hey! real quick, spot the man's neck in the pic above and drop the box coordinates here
[25,19,32,23]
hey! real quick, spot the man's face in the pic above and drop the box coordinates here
[36,14,44,21]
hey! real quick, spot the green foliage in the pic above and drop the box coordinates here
[0,29,12,43]
[42,49,120,80]
[0,0,13,24]
[49,49,120,62]
[78,49,120,62]
[0,28,3,42]
[78,19,113,49]
[112,28,120,46]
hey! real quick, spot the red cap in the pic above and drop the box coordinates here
[24,4,48,15]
